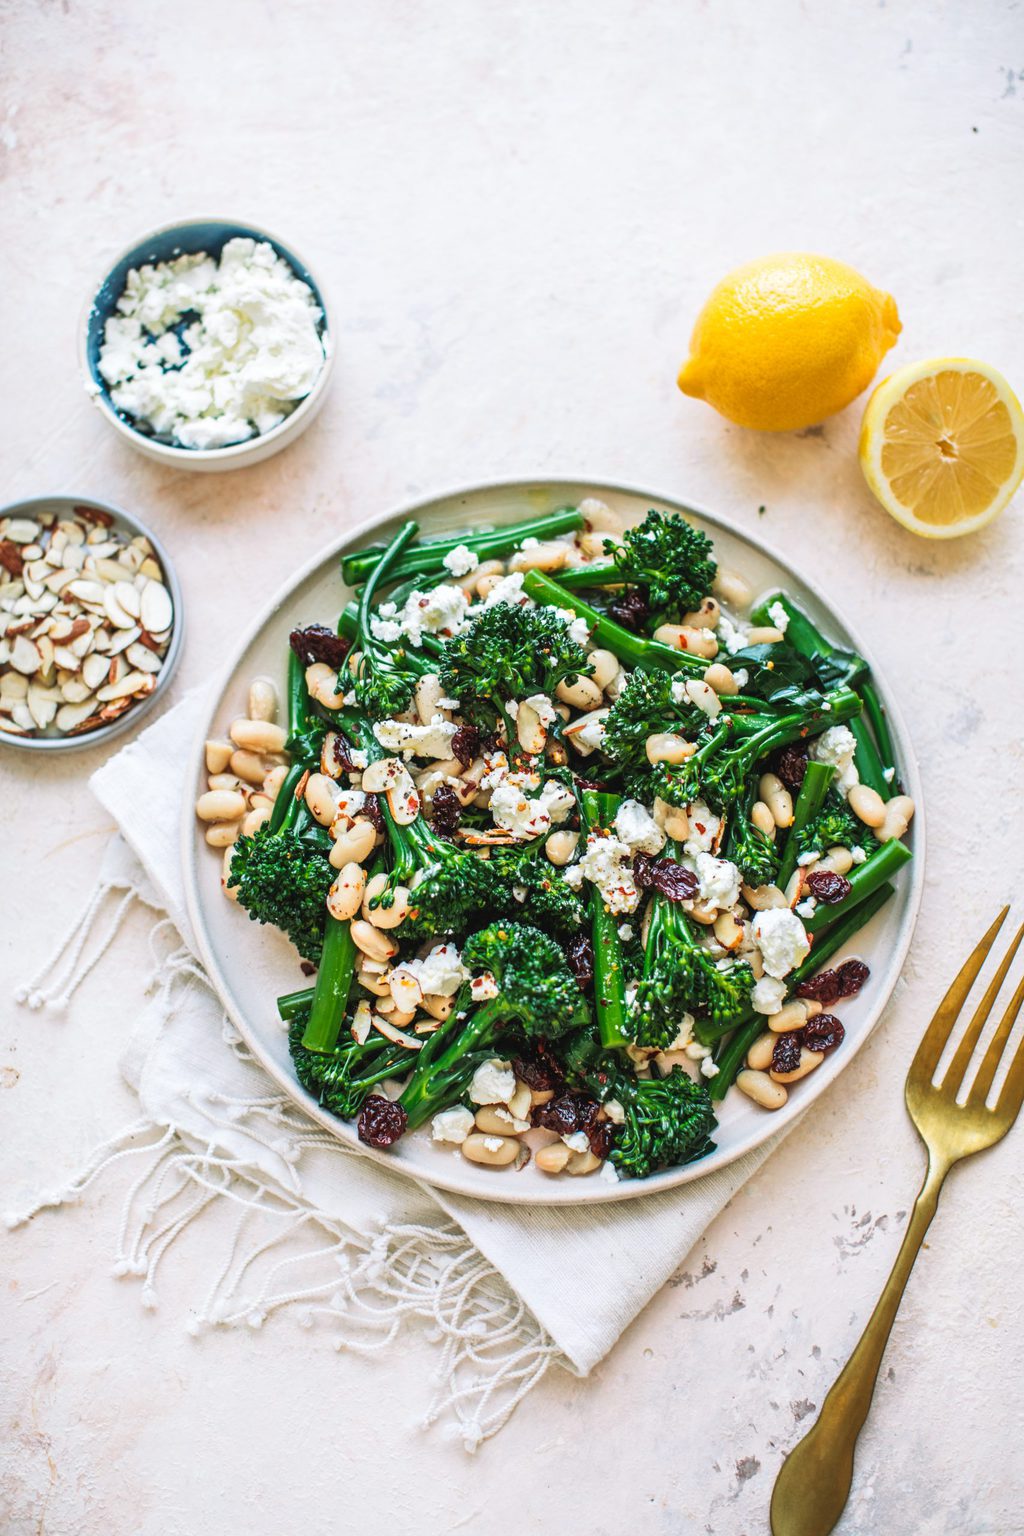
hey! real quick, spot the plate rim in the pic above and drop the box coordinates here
[181,473,925,1206]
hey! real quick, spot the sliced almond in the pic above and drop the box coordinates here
[350,999,374,1046]
[139,556,163,581]
[66,578,104,606]
[0,715,30,735]
[103,586,135,629]
[53,645,82,671]
[388,968,424,1012]
[0,672,28,700]
[95,669,149,702]
[125,641,161,673]
[370,1016,423,1050]
[139,580,173,634]
[114,581,141,618]
[91,556,127,583]
[10,634,41,674]
[107,625,141,656]
[55,698,95,730]
[60,678,93,704]
[26,684,58,730]
[82,652,109,690]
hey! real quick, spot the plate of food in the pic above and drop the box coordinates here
[183,478,923,1203]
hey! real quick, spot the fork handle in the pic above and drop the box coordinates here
[770,1157,950,1536]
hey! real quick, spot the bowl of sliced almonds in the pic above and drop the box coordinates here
[0,494,182,750]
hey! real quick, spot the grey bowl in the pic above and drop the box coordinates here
[0,494,184,753]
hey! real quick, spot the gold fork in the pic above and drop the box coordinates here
[770,907,1024,1536]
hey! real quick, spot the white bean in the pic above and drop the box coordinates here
[327,863,366,921]
[566,1149,602,1176]
[305,662,347,710]
[221,844,240,901]
[545,830,579,866]
[329,819,378,868]
[229,718,287,754]
[682,597,720,630]
[230,748,268,787]
[205,821,240,848]
[712,569,752,608]
[196,789,246,823]
[247,677,278,722]
[819,846,854,876]
[746,626,785,645]
[586,648,620,690]
[263,764,288,799]
[555,675,602,711]
[704,662,739,696]
[205,739,232,774]
[305,772,339,827]
[578,497,623,534]
[646,732,694,765]
[768,998,821,1033]
[879,794,915,843]
[736,1069,788,1110]
[535,1142,571,1174]
[746,1032,776,1071]
[414,673,447,724]
[741,882,787,910]
[653,623,718,659]
[362,873,410,929]
[461,1133,520,1167]
[471,559,505,595]
[350,919,399,962]
[849,783,886,828]
[509,541,569,573]
[759,772,794,828]
[770,1047,824,1084]
[751,800,777,839]
[241,807,272,837]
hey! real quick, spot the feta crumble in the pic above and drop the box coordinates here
[752,908,811,979]
[614,799,666,855]
[371,583,471,647]
[489,775,574,839]
[573,833,641,914]
[716,614,750,654]
[442,544,479,578]
[767,600,790,634]
[478,571,530,609]
[562,1131,591,1153]
[694,851,742,910]
[372,715,458,759]
[393,943,468,998]
[683,800,721,857]
[700,1056,720,1079]
[431,1106,475,1144]
[751,975,788,1015]
[468,1058,516,1105]
[811,724,860,795]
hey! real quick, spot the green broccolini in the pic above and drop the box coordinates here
[796,788,873,858]
[438,602,591,734]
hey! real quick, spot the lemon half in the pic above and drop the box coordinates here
[859,358,1024,538]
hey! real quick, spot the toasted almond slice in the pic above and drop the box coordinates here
[55,698,95,730]
[82,652,109,690]
[139,580,173,633]
[10,634,41,674]
[350,999,374,1046]
[26,684,58,730]
[0,672,28,700]
[103,586,135,629]
[60,677,93,703]
[118,544,145,573]
[457,828,516,845]
[0,714,30,735]
[125,640,161,673]
[96,668,149,702]
[370,1016,423,1050]
[388,968,424,1011]
[53,644,80,672]
[91,557,126,583]
[11,702,34,729]
[66,578,104,605]
[114,581,141,618]
[107,624,141,655]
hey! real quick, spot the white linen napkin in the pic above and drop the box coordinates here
[15,689,794,1446]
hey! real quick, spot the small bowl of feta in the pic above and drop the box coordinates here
[81,218,335,472]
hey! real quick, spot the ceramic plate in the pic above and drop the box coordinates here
[182,477,925,1205]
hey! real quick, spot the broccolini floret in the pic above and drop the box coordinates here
[288,1012,413,1119]
[602,668,703,772]
[607,508,717,625]
[229,805,334,964]
[438,602,591,733]
[795,789,871,859]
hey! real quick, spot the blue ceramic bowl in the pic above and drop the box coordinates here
[80,217,335,472]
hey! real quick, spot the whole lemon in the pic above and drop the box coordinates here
[678,253,901,432]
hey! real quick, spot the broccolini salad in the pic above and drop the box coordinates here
[197,499,915,1186]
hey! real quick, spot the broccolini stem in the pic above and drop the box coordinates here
[752,592,869,690]
[277,986,312,1020]
[581,790,630,1049]
[776,761,835,889]
[521,570,705,674]
[398,995,506,1129]
[803,837,911,934]
[706,881,897,1097]
[553,560,624,591]
[273,651,319,833]
[341,508,584,588]
[848,717,890,798]
[301,913,358,1053]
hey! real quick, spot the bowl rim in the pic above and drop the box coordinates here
[78,214,335,466]
[0,492,184,753]
[181,472,926,1206]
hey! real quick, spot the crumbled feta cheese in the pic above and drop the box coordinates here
[96,238,325,450]
[603,1098,625,1125]
[372,583,471,647]
[751,975,788,1014]
[431,1106,475,1144]
[368,616,403,643]
[684,1039,710,1060]
[752,908,811,979]
[767,600,790,634]
[614,799,666,855]
[795,897,817,919]
[599,1160,620,1184]
[470,973,499,1001]
[552,607,592,648]
[563,863,585,891]
[468,1058,516,1105]
[373,715,458,759]
[396,943,468,998]
[504,698,520,719]
[482,1137,507,1154]
[683,800,721,857]
[811,724,860,795]
[700,1057,720,1079]
[694,852,741,910]
[522,692,558,727]
[670,676,689,705]
[565,708,609,753]
[479,571,530,609]
[562,1131,591,1153]
[668,1013,697,1051]
[442,543,479,578]
[733,668,749,688]
[490,774,575,839]
[519,536,540,550]
[574,833,641,914]
[883,765,896,783]
[716,614,750,654]
[617,923,634,941]
[850,845,868,864]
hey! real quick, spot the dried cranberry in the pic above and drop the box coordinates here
[835,958,870,997]
[430,782,462,840]
[532,1093,594,1137]
[300,960,316,977]
[587,1119,615,1160]
[360,793,385,833]
[609,587,651,632]
[565,932,595,991]
[0,540,24,578]
[357,1095,407,1149]
[795,967,841,1005]
[803,1014,845,1053]
[633,853,699,902]
[512,1046,565,1094]
[775,742,809,792]
[450,724,480,767]
[805,869,852,904]
[573,775,610,792]
[289,623,350,670]
[329,732,358,773]
[771,1032,803,1075]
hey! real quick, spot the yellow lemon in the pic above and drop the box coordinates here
[858,358,1024,538]
[678,253,901,432]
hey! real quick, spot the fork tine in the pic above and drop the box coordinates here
[940,922,1024,1095]
[993,1017,1024,1121]
[968,971,1024,1108]
[911,907,1009,1081]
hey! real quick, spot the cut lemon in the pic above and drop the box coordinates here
[859,358,1024,538]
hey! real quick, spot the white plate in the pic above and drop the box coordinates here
[182,477,925,1205]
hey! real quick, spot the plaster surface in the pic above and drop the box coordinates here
[1,3,1022,1533]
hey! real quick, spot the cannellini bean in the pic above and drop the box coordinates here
[685,678,722,718]
[461,1132,520,1167]
[263,764,288,798]
[250,793,275,810]
[771,1047,825,1084]
[350,920,399,962]
[579,497,623,533]
[376,1001,418,1028]
[566,1149,602,1176]
[327,863,366,921]
[305,662,347,710]
[878,794,915,843]
[516,701,547,754]
[241,807,272,837]
[329,818,377,868]
[646,732,694,765]
[742,882,788,910]
[746,626,785,645]
[535,1142,571,1174]
[230,748,269,787]
[736,1069,788,1109]
[509,540,569,573]
[653,623,718,659]
[221,844,240,901]
[472,559,504,594]
[714,910,745,950]
[229,718,287,754]
[205,739,232,774]
[751,800,777,839]
[849,783,886,828]
[586,648,620,690]
[208,773,245,793]
[664,811,690,841]
[362,757,401,793]
[768,998,821,1033]
[545,829,579,866]
[362,873,411,929]
[305,772,339,827]
[576,531,608,561]
[759,772,793,828]
[414,673,446,724]
[704,662,739,696]
[196,789,247,823]
[683,597,720,630]
[555,675,602,711]
[247,677,278,722]
[746,1032,776,1071]
[475,1105,529,1136]
[819,845,854,876]
[713,568,752,608]
[205,821,241,848]
[475,574,506,600]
